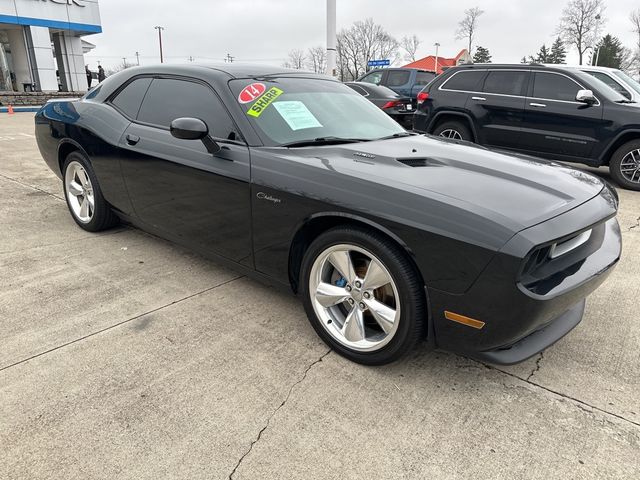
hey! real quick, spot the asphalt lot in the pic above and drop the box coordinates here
[1,112,639,479]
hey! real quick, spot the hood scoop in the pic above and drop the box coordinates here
[396,157,434,168]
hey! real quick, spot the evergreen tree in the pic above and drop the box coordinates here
[535,44,551,63]
[592,34,625,68]
[473,46,492,63]
[548,37,567,64]
[520,56,529,64]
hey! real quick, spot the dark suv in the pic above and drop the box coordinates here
[413,64,640,190]
[357,68,436,107]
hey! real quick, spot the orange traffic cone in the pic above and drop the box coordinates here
[7,105,14,115]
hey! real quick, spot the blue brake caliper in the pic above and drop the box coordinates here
[335,277,347,288]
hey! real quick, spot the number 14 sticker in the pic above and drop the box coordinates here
[238,83,266,104]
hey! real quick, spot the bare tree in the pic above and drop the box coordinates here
[307,46,326,74]
[556,0,606,65]
[401,35,421,63]
[283,49,306,69]
[105,61,133,77]
[336,18,399,81]
[631,9,640,77]
[455,7,484,54]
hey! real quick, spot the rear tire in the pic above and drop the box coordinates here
[609,140,640,191]
[62,151,119,232]
[300,226,427,365]
[432,120,473,142]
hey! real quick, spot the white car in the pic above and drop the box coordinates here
[577,65,640,103]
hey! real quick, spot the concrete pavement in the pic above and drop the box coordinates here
[1,113,638,479]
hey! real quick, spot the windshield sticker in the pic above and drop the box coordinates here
[247,87,284,117]
[272,101,323,130]
[238,83,266,104]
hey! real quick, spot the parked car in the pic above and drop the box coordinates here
[413,63,640,190]
[356,68,436,107]
[345,81,414,128]
[578,65,640,103]
[35,64,620,366]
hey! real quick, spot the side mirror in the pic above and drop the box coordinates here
[576,89,597,105]
[170,117,220,154]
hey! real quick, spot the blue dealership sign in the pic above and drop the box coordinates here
[367,59,390,67]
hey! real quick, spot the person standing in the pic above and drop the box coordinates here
[98,65,106,83]
[85,65,92,88]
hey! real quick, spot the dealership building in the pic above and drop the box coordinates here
[0,0,101,93]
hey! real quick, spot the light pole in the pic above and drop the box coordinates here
[326,0,337,77]
[434,42,440,74]
[592,14,602,66]
[154,26,165,64]
[135,51,140,66]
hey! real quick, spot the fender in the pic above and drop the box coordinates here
[56,138,91,175]
[427,110,479,141]
[598,128,640,164]
[287,210,423,293]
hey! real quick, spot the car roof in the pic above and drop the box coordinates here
[345,82,403,97]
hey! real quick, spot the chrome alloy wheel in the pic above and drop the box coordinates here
[64,161,95,223]
[308,244,401,352]
[620,149,640,184]
[439,129,463,140]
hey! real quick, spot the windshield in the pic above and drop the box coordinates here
[229,77,405,147]
[575,70,630,102]
[612,69,640,96]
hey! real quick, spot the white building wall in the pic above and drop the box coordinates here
[26,26,57,92]
[6,28,31,91]
[54,33,86,92]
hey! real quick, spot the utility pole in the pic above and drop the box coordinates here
[592,14,602,66]
[326,0,337,77]
[135,51,140,66]
[434,42,440,73]
[155,26,165,63]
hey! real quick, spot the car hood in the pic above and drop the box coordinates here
[284,135,604,232]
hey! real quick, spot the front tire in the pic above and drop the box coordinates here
[300,226,427,365]
[62,151,119,231]
[609,140,640,191]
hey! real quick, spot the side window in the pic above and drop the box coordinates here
[386,70,411,87]
[586,71,631,99]
[532,72,582,102]
[360,71,383,85]
[347,84,368,96]
[137,78,239,140]
[110,77,152,118]
[441,70,487,91]
[415,71,436,86]
[483,71,529,96]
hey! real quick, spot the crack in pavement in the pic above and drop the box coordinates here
[628,216,640,231]
[482,362,640,429]
[228,349,332,480]
[527,352,544,381]
[0,172,64,201]
[0,275,244,373]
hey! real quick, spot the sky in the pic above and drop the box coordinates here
[85,0,640,70]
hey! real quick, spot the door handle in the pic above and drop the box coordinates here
[126,134,140,146]
[529,103,547,108]
[471,96,486,101]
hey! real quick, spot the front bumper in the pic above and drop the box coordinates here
[471,300,585,365]
[428,188,621,365]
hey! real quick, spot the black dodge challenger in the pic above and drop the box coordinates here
[35,64,622,366]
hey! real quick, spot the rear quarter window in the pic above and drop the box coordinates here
[386,70,411,87]
[415,71,436,86]
[441,70,487,92]
[110,77,153,118]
